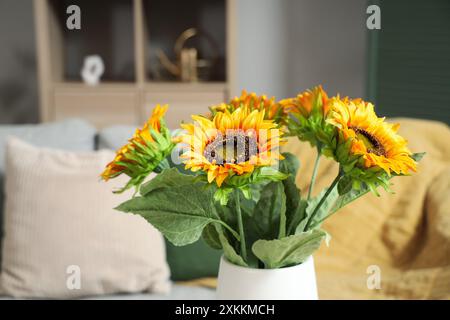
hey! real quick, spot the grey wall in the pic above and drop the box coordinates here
[235,0,367,100]
[0,0,38,124]
[235,0,289,98]
[285,0,367,98]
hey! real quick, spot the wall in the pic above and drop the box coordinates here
[285,0,367,98]
[235,0,289,99]
[235,0,367,100]
[0,0,38,124]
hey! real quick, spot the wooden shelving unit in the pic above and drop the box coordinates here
[33,0,236,129]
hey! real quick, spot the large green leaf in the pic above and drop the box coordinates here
[329,184,369,216]
[252,229,327,269]
[279,153,311,236]
[139,168,197,196]
[296,187,339,232]
[280,152,300,177]
[337,175,353,195]
[286,199,308,235]
[116,184,235,246]
[250,182,286,240]
[279,154,305,236]
[282,175,300,220]
[215,225,248,267]
[202,223,222,250]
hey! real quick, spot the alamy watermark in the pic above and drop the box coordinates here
[366,5,381,30]
[66,265,81,290]
[66,5,81,30]
[366,265,382,290]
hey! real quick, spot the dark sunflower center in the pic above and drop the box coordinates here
[351,126,386,156]
[204,130,258,165]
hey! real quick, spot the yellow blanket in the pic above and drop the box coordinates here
[285,118,450,299]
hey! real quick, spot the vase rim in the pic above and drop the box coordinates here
[220,255,313,273]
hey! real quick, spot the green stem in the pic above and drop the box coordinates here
[304,170,342,231]
[235,189,247,262]
[307,145,322,201]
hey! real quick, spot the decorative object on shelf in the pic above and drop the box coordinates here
[102,87,424,300]
[81,55,105,86]
[157,28,219,82]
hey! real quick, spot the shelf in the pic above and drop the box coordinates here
[52,81,227,93]
[53,81,138,91]
[144,81,227,92]
[143,0,226,82]
[34,0,234,126]
[50,0,136,82]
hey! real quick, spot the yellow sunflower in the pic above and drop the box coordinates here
[180,107,285,188]
[209,90,286,124]
[280,85,329,117]
[327,97,417,175]
[280,85,335,149]
[101,104,174,192]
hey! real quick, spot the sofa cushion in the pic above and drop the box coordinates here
[0,119,96,267]
[0,138,170,298]
[97,125,135,150]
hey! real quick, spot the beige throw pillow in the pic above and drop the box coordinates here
[0,138,170,298]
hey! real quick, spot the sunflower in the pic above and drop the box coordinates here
[209,90,287,124]
[101,104,174,193]
[179,107,286,200]
[280,85,335,150]
[280,85,329,117]
[327,97,417,177]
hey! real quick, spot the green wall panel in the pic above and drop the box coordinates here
[367,0,450,124]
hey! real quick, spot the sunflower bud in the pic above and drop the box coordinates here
[101,104,175,193]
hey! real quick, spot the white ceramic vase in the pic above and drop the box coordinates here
[217,256,318,300]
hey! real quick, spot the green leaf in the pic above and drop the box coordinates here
[329,182,370,217]
[250,182,286,240]
[278,190,287,238]
[296,187,339,232]
[286,199,308,235]
[337,175,353,195]
[216,225,248,267]
[279,152,319,236]
[254,167,289,183]
[139,168,196,196]
[213,187,233,205]
[240,186,252,199]
[412,152,426,162]
[279,152,304,235]
[252,229,327,269]
[116,184,231,246]
[280,152,300,177]
[202,223,222,250]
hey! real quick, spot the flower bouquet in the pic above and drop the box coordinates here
[102,86,423,300]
